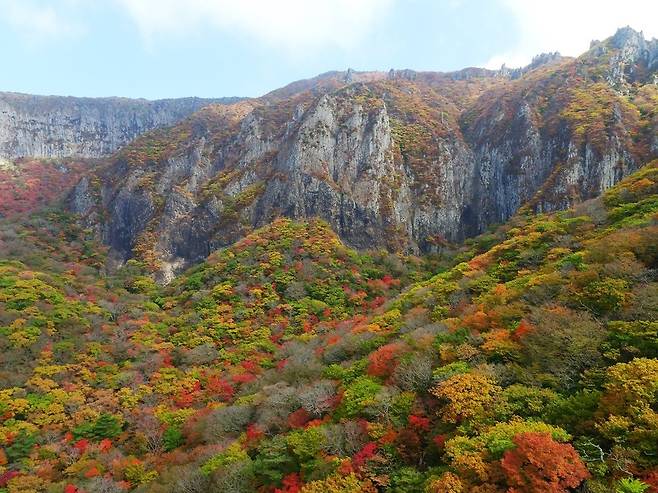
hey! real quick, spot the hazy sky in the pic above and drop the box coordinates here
[1,0,657,99]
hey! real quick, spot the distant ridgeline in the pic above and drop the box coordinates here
[0,93,241,159]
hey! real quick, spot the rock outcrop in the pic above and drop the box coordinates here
[605,26,658,88]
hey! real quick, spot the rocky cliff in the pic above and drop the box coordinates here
[68,27,658,281]
[0,93,241,159]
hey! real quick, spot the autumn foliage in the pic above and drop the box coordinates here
[0,142,656,491]
[501,432,589,493]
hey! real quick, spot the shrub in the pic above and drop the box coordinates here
[523,307,605,390]
[163,426,184,451]
[432,361,471,383]
[73,413,123,440]
[252,435,296,486]
[575,278,630,315]
[389,467,426,493]
[495,384,558,420]
[5,431,37,463]
[286,426,326,467]
[425,472,464,493]
[336,376,382,418]
[615,478,650,493]
[300,472,376,493]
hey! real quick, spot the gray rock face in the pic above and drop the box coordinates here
[0,92,241,159]
[465,101,635,224]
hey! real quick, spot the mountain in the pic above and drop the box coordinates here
[0,25,657,493]
[0,93,242,160]
[68,27,658,281]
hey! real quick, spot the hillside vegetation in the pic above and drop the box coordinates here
[0,159,656,492]
[0,159,90,219]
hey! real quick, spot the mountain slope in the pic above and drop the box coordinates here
[69,27,658,281]
[0,157,656,492]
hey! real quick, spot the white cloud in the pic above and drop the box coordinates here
[486,0,658,69]
[0,0,82,41]
[115,0,393,52]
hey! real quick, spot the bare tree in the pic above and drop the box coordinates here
[323,420,367,457]
[393,353,434,391]
[299,380,336,418]
[173,467,211,493]
[255,382,300,432]
[203,405,254,443]
[86,477,124,493]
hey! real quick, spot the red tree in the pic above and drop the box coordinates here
[367,343,404,378]
[287,409,311,428]
[501,432,589,493]
[352,442,377,471]
[408,414,430,431]
[275,473,302,493]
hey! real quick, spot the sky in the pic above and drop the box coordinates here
[0,0,657,100]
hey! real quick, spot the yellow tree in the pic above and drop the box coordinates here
[431,372,500,423]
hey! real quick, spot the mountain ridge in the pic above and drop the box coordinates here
[64,27,658,281]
